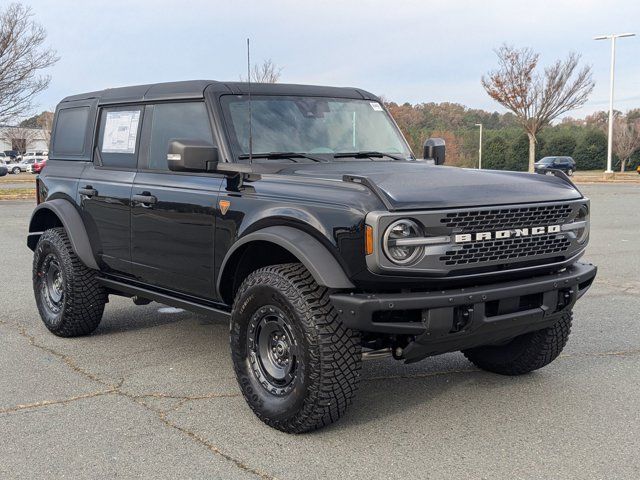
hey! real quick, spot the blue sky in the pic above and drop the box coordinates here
[26,0,640,119]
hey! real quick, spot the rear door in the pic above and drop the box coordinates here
[557,157,570,171]
[79,105,143,274]
[130,101,223,299]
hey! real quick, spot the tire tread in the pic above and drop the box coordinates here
[33,227,106,337]
[462,312,572,375]
[231,263,361,433]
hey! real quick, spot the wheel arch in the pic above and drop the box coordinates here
[217,226,355,305]
[27,199,99,270]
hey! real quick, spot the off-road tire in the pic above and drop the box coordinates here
[33,227,106,337]
[230,263,361,433]
[462,312,572,375]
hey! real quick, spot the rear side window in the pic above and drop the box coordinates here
[97,106,143,169]
[147,102,213,170]
[52,106,90,156]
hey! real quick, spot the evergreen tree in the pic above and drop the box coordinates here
[573,130,607,170]
[483,136,509,170]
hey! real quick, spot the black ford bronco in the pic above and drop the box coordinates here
[29,81,596,433]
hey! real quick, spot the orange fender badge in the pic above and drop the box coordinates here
[219,199,231,215]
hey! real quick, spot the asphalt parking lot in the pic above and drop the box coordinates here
[1,184,639,479]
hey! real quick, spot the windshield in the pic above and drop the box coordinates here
[539,157,556,165]
[221,95,412,160]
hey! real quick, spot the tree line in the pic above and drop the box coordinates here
[3,2,640,171]
[386,101,640,172]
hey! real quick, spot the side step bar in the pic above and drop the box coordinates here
[97,277,231,321]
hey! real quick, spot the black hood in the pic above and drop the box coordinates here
[281,161,582,210]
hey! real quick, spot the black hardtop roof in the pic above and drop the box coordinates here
[60,80,379,105]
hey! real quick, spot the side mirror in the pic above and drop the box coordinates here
[423,138,446,165]
[167,139,219,172]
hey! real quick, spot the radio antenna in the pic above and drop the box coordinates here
[247,38,253,164]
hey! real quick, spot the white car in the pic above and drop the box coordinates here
[21,151,48,162]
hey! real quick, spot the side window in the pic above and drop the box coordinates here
[97,106,143,169]
[147,102,213,171]
[51,106,90,157]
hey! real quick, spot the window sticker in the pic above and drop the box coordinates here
[102,110,141,153]
[370,102,383,111]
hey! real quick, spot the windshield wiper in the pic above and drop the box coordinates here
[333,151,404,161]
[238,152,326,163]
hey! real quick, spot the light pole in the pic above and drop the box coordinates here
[475,123,483,169]
[594,33,635,173]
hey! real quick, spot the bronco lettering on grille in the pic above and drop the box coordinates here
[454,225,561,243]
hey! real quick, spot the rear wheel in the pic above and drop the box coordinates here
[230,263,361,433]
[462,312,572,375]
[12,167,20,174]
[33,228,107,337]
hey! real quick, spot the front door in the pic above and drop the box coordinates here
[130,102,223,299]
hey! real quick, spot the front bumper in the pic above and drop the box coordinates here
[331,261,597,362]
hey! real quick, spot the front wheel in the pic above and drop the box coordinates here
[230,263,361,433]
[462,312,572,375]
[567,168,574,176]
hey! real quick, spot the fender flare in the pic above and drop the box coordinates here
[217,226,355,297]
[27,199,99,270]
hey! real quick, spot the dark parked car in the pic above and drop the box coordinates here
[28,81,596,433]
[4,150,19,161]
[535,156,577,176]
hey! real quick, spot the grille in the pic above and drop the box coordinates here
[440,204,573,232]
[439,234,571,266]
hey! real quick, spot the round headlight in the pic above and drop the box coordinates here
[383,219,423,265]
[575,205,589,244]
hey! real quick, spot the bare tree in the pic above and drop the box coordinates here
[482,45,594,172]
[36,110,53,146]
[0,3,59,123]
[613,116,640,172]
[0,125,39,153]
[242,59,282,83]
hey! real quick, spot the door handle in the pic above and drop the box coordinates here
[132,193,157,206]
[79,186,97,197]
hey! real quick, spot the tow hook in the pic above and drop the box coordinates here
[556,289,574,311]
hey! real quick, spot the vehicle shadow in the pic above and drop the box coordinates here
[93,301,227,335]
[87,303,551,432]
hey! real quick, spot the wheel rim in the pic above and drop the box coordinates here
[247,305,298,396]
[13,168,20,174]
[39,253,64,314]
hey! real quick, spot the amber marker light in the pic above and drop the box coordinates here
[219,199,231,215]
[365,225,374,255]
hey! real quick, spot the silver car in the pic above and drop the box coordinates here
[23,151,48,173]
[8,158,36,174]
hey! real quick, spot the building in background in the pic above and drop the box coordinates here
[0,125,50,154]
